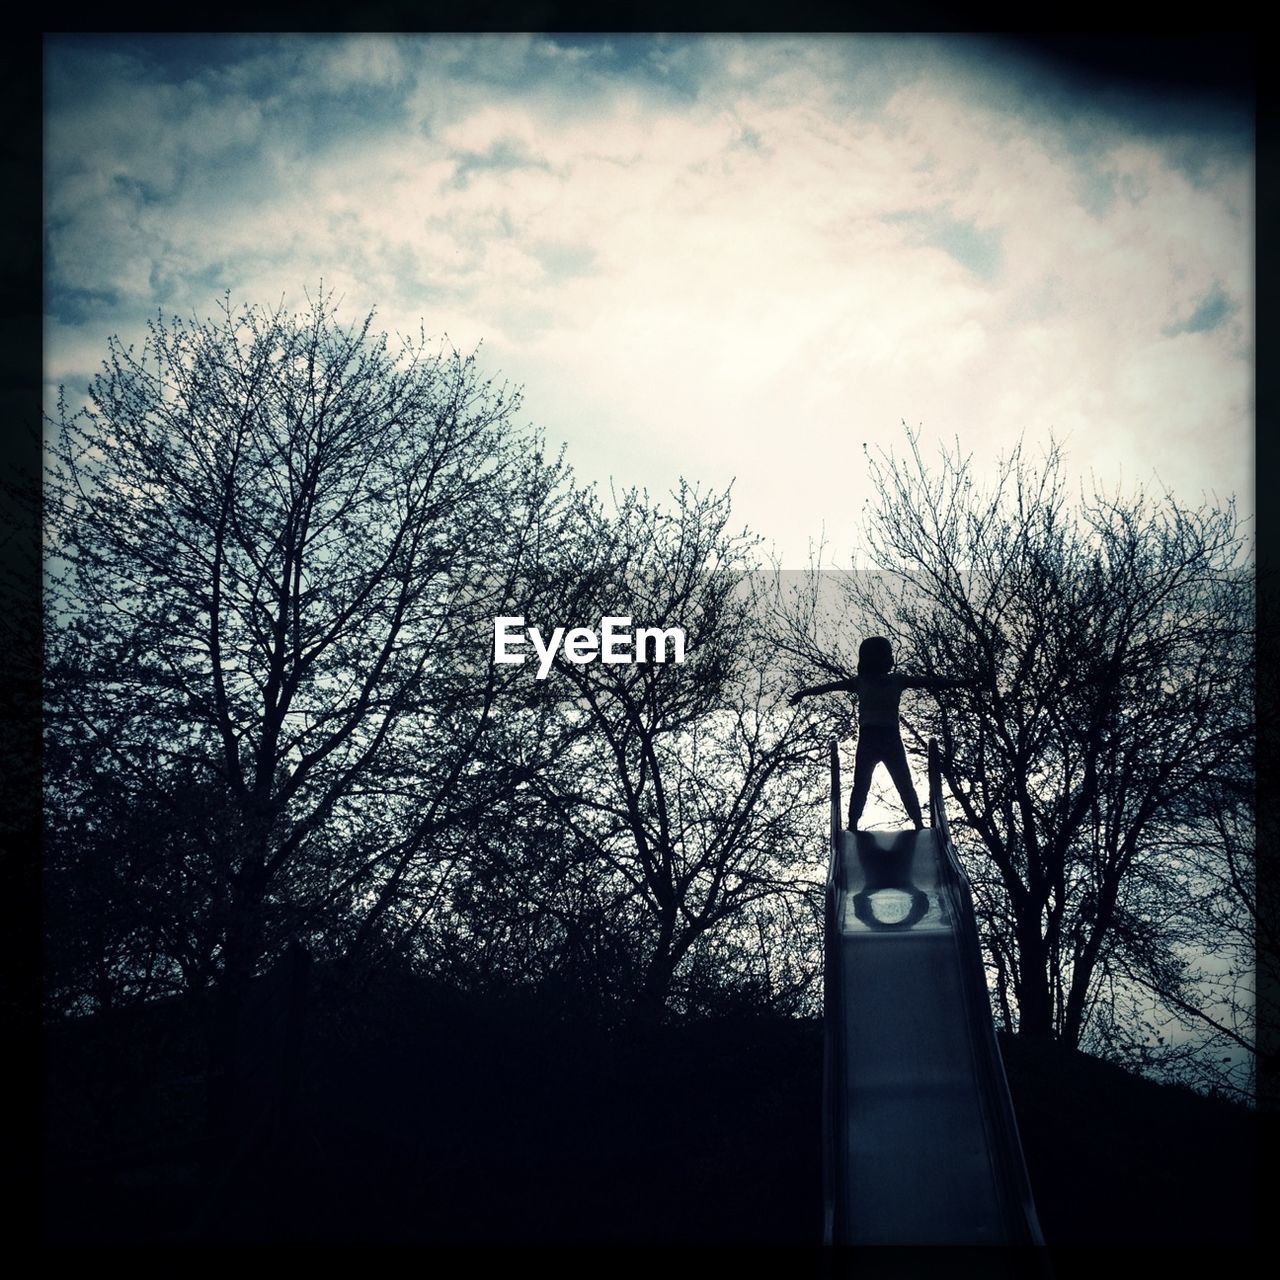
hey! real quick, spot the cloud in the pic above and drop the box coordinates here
[43,34,1254,563]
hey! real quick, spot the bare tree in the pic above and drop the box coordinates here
[529,483,824,1019]
[774,429,1253,1090]
[288,477,828,1025]
[44,290,573,1093]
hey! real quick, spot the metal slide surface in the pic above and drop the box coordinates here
[822,739,1044,1246]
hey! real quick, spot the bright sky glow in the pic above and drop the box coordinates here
[44,33,1253,568]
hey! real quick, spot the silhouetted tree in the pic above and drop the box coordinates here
[534,483,823,1019]
[44,746,232,1015]
[775,430,1253,1089]
[44,290,574,1105]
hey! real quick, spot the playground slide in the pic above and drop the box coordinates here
[822,739,1044,1246]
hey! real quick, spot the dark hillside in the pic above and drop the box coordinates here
[42,979,1260,1249]
[998,1031,1260,1247]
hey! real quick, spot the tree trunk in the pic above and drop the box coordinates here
[1013,920,1055,1040]
[207,842,268,1151]
[636,911,679,1021]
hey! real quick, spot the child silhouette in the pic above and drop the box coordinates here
[790,636,987,831]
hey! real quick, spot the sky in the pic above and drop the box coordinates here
[43,33,1254,568]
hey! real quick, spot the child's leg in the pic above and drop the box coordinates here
[847,733,879,830]
[882,733,924,828]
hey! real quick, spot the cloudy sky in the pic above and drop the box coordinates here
[44,34,1253,566]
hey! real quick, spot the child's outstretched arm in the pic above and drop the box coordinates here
[789,677,856,706]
